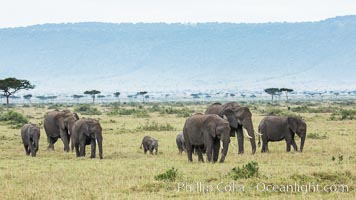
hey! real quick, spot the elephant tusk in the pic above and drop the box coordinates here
[244,132,253,139]
[255,131,263,136]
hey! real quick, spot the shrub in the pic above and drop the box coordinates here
[74,104,102,115]
[136,120,175,131]
[307,132,328,139]
[47,104,64,110]
[154,167,178,182]
[229,162,259,180]
[0,110,28,128]
[330,109,356,120]
[108,108,150,118]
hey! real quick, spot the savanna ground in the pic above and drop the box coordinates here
[0,100,355,199]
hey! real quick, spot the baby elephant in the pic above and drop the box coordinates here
[21,123,40,157]
[140,136,158,155]
[176,132,186,154]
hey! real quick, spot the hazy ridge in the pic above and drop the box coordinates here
[0,16,355,94]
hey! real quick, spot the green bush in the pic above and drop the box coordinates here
[108,108,150,118]
[229,162,259,180]
[136,120,175,131]
[154,167,178,182]
[330,109,356,120]
[307,132,328,139]
[0,110,28,128]
[74,104,102,115]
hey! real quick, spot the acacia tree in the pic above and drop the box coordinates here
[23,94,33,103]
[113,92,121,102]
[264,88,280,103]
[0,78,35,106]
[72,94,84,102]
[280,88,293,102]
[137,91,147,103]
[84,90,101,104]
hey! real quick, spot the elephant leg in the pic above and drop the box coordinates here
[236,127,244,154]
[155,147,158,155]
[59,131,70,152]
[213,140,221,163]
[261,138,268,153]
[75,143,80,157]
[24,144,30,155]
[29,142,35,157]
[186,145,193,162]
[196,147,204,163]
[79,141,86,157]
[90,139,96,159]
[291,139,298,151]
[206,139,213,162]
[47,137,56,151]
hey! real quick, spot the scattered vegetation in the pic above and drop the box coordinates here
[330,109,356,120]
[229,161,259,180]
[136,120,175,131]
[0,110,28,128]
[154,167,178,182]
[74,104,102,115]
[108,107,150,118]
[307,132,328,139]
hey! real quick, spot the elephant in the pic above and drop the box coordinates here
[205,102,257,154]
[258,116,307,152]
[21,123,40,157]
[44,109,79,152]
[140,136,158,155]
[183,114,231,163]
[72,118,103,159]
[176,132,186,154]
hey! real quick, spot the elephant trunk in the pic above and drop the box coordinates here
[97,136,103,159]
[300,135,305,152]
[243,119,256,154]
[219,140,230,163]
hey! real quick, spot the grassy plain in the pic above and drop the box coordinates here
[0,101,355,199]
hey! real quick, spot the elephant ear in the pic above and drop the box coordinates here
[55,114,66,130]
[73,113,79,120]
[203,116,216,138]
[221,109,238,129]
[82,123,91,137]
[235,107,251,121]
[288,117,298,133]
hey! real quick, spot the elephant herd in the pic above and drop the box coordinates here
[21,109,103,159]
[179,102,307,163]
[21,102,307,163]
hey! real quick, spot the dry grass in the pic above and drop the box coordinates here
[0,102,355,199]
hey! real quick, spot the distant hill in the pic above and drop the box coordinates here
[0,16,355,94]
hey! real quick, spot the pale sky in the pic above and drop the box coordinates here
[1,0,356,28]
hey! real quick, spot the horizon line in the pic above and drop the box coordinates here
[1,15,355,29]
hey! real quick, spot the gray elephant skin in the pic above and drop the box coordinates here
[206,102,257,154]
[72,119,103,159]
[21,123,41,157]
[140,136,158,155]
[176,132,186,154]
[44,109,79,152]
[183,114,231,163]
[258,116,307,152]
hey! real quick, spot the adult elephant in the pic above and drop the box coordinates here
[183,114,231,163]
[205,102,257,154]
[72,119,103,159]
[258,116,307,153]
[44,109,79,152]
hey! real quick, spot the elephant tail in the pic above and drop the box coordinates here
[140,143,143,149]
